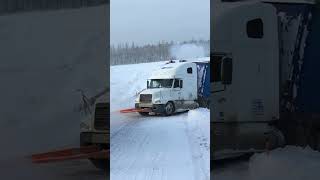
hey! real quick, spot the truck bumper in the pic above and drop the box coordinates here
[80,132,108,145]
[135,103,165,114]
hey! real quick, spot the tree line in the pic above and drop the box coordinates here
[0,0,108,14]
[110,39,209,65]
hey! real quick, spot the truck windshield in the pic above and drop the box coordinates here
[148,79,173,88]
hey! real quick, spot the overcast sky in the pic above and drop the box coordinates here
[110,0,210,46]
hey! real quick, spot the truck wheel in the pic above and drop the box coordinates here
[139,112,149,116]
[164,102,175,116]
[90,159,109,170]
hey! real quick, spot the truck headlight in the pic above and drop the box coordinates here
[154,99,161,103]
[135,96,140,102]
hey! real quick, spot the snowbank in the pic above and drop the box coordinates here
[187,108,210,180]
[213,146,320,180]
[110,62,163,111]
[249,146,320,180]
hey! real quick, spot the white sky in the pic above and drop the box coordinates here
[110,0,210,46]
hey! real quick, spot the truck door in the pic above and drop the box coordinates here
[211,2,279,154]
[173,79,182,100]
[211,53,232,122]
[211,53,235,153]
[172,79,183,110]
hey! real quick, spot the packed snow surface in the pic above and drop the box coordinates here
[213,146,320,180]
[110,59,210,180]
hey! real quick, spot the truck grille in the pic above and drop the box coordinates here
[94,103,109,130]
[140,94,152,103]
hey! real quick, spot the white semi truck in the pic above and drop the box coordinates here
[212,0,320,160]
[31,89,109,169]
[135,60,210,116]
[79,88,109,169]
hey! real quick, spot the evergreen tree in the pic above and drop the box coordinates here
[110,39,209,65]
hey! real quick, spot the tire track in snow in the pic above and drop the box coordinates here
[111,115,153,179]
[110,113,196,180]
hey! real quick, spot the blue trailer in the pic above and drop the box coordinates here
[296,5,320,113]
[271,2,320,148]
[196,61,210,107]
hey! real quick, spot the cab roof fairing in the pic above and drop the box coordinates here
[149,62,196,80]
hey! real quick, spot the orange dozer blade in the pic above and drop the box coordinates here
[31,146,109,163]
[120,108,151,113]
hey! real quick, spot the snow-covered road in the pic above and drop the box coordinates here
[111,111,209,180]
[110,60,210,180]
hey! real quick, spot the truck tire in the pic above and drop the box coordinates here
[164,102,175,116]
[89,159,109,170]
[139,112,149,116]
[267,128,286,149]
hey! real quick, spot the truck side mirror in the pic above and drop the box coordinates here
[179,80,183,88]
[222,57,232,85]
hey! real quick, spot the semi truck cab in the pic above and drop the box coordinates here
[79,89,109,169]
[135,61,202,115]
[211,1,295,159]
[212,0,320,160]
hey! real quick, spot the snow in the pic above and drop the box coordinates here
[186,108,210,180]
[213,146,320,180]
[170,44,207,59]
[0,5,108,180]
[110,60,210,180]
[249,146,320,180]
[110,62,162,112]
